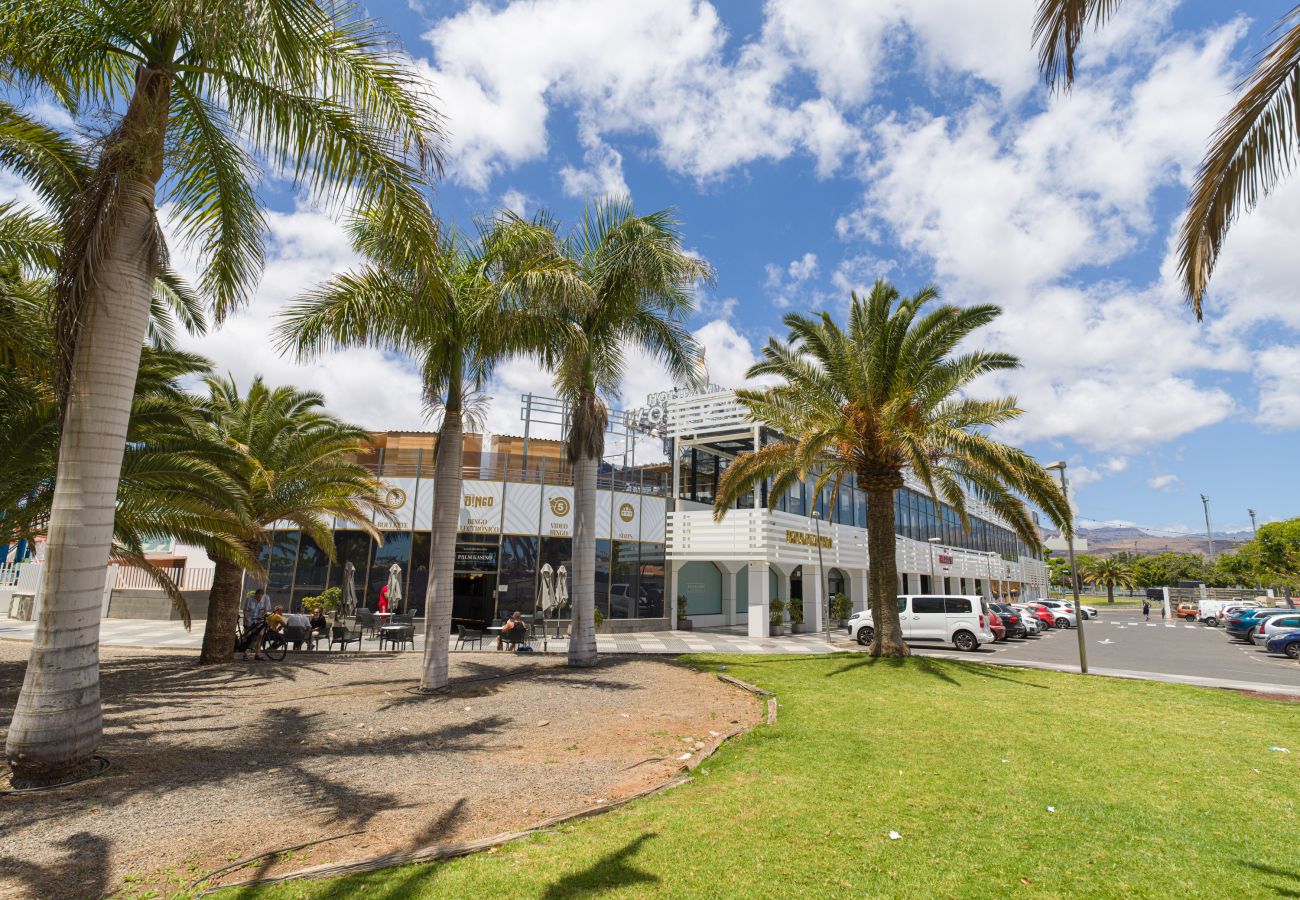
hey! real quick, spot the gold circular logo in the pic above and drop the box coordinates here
[385,487,408,509]
[619,502,635,522]
[549,496,571,517]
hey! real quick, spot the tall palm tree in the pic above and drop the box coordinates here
[713,281,1071,657]
[1077,556,1137,604]
[195,375,392,664]
[1034,2,1300,318]
[275,203,579,690]
[0,0,440,786]
[546,197,712,667]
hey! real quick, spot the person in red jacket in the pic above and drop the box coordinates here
[377,584,389,613]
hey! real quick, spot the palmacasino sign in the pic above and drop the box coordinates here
[784,529,832,549]
[626,384,728,434]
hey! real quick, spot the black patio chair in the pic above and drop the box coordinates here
[455,623,484,651]
[354,607,376,638]
[379,623,415,652]
[501,623,533,651]
[329,623,362,652]
[282,623,312,651]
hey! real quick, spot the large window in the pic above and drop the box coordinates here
[330,530,373,607]
[368,532,412,610]
[638,542,665,618]
[499,535,538,620]
[292,533,329,611]
[595,539,611,618]
[610,540,639,619]
[266,530,299,609]
[406,532,431,616]
[539,537,573,617]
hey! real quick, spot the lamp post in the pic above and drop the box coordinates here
[812,511,829,645]
[927,536,941,593]
[1248,508,1257,536]
[1045,461,1087,675]
[1200,493,1216,560]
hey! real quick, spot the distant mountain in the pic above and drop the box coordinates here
[1043,525,1250,559]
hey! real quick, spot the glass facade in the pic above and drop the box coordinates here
[683,443,1038,562]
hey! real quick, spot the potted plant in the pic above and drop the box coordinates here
[676,594,693,631]
[594,607,605,633]
[831,593,853,629]
[769,598,786,636]
[788,597,808,633]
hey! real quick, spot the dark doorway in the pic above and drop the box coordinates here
[452,573,496,630]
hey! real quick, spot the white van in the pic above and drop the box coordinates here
[847,595,996,651]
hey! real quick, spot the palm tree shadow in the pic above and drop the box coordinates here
[539,832,660,899]
[0,832,110,899]
[1238,859,1300,898]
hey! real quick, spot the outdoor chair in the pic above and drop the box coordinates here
[354,607,376,638]
[329,623,362,652]
[282,623,312,651]
[455,623,484,651]
[379,622,415,652]
[502,623,533,651]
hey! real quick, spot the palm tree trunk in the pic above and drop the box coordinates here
[4,68,170,786]
[198,557,247,664]
[1107,583,1114,604]
[4,88,172,787]
[420,408,463,691]
[863,478,909,658]
[568,451,599,667]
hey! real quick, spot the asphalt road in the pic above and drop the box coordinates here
[902,609,1300,693]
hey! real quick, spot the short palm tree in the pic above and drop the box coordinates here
[276,202,580,690]
[713,281,1071,657]
[195,376,392,664]
[545,197,712,667]
[1034,2,1300,317]
[1078,556,1137,604]
[1,0,441,786]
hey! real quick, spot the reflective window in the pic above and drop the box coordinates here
[368,532,412,611]
[946,597,972,614]
[610,540,639,619]
[499,535,538,620]
[913,597,946,614]
[638,543,665,618]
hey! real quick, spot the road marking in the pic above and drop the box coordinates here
[1098,639,1115,645]
[1146,624,1157,627]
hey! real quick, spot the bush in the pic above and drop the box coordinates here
[769,598,785,626]
[594,607,605,628]
[831,593,852,621]
[788,598,804,625]
[677,594,689,620]
[301,586,342,615]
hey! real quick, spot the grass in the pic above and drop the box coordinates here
[222,656,1300,899]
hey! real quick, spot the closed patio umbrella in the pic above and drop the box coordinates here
[554,564,569,615]
[538,563,555,614]
[340,561,358,622]
[387,563,403,614]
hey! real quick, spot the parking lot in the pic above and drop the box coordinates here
[904,608,1300,694]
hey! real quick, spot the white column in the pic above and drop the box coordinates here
[850,568,869,615]
[805,564,824,632]
[720,564,738,626]
[746,561,769,639]
[776,566,791,621]
[907,572,921,593]
[669,559,684,628]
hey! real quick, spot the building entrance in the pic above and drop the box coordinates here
[451,573,497,630]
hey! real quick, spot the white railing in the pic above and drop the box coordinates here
[114,565,215,592]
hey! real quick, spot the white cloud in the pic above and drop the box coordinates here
[1148,473,1182,492]
[1254,347,1300,430]
[500,188,530,217]
[787,252,819,281]
[558,127,629,199]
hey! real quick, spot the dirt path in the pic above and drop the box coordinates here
[0,642,759,898]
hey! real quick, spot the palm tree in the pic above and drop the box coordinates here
[713,281,1071,657]
[275,203,579,690]
[545,197,712,667]
[1,0,440,786]
[195,375,393,664]
[1033,2,1300,318]
[1077,556,1137,604]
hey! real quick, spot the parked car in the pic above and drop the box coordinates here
[848,595,995,651]
[1049,608,1079,629]
[988,611,1007,642]
[1264,629,1300,659]
[1016,603,1055,629]
[1040,599,1097,620]
[1225,609,1280,641]
[1175,602,1199,621]
[1198,598,1258,626]
[989,603,1026,638]
[1018,609,1042,635]
[1250,612,1300,646]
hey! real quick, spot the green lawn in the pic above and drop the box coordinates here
[227,656,1300,899]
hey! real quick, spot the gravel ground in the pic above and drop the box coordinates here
[0,641,760,899]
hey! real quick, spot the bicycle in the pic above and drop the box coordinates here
[234,621,288,661]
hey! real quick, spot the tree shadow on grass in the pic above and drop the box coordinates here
[539,832,660,899]
[1238,859,1300,898]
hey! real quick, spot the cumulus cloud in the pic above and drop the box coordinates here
[1148,473,1182,492]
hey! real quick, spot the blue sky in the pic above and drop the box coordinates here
[6,0,1292,536]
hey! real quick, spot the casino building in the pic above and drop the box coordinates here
[250,389,1048,636]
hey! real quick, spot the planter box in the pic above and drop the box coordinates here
[790,623,809,634]
[676,619,694,631]
[769,624,785,637]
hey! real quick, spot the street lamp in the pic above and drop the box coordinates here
[812,511,829,645]
[1248,508,1257,536]
[927,536,941,594]
[1200,494,1216,560]
[1045,461,1088,675]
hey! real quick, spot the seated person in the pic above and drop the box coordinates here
[309,608,329,644]
[285,611,313,649]
[377,584,390,613]
[264,605,287,633]
[497,610,527,651]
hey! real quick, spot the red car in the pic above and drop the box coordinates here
[988,611,1007,642]
[1023,604,1056,628]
